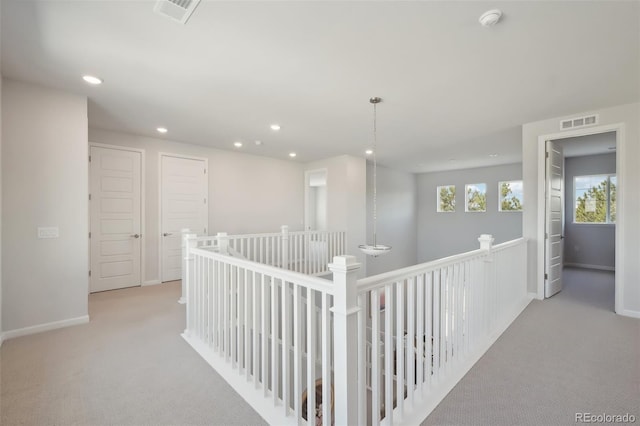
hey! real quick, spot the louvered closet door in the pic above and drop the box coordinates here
[161,155,208,282]
[90,146,142,293]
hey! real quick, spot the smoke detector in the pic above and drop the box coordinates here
[154,0,201,24]
[479,9,503,27]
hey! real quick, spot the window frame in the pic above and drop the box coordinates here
[573,173,616,225]
[498,180,524,213]
[436,184,456,213]
[465,183,487,213]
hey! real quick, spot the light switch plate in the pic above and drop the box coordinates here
[38,227,59,239]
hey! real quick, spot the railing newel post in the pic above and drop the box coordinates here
[179,228,191,304]
[281,225,289,270]
[329,255,361,426]
[184,232,198,336]
[217,232,229,255]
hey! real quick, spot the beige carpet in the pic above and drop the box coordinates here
[423,267,640,425]
[0,282,266,426]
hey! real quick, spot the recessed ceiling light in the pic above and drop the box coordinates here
[289,152,297,158]
[157,127,168,134]
[234,141,243,148]
[255,140,263,146]
[82,75,103,85]
[270,124,281,131]
[479,9,502,27]
[489,153,499,158]
[365,149,374,155]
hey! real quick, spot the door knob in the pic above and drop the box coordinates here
[131,234,140,238]
[163,232,172,237]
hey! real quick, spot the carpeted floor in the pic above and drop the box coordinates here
[0,281,266,426]
[423,267,640,425]
[1,269,638,426]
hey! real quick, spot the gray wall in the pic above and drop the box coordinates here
[417,163,523,262]
[2,79,89,332]
[564,153,616,269]
[366,164,418,276]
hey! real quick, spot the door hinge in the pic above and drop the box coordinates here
[204,198,207,204]
[89,232,91,238]
[204,169,207,174]
[545,232,548,239]
[89,270,92,277]
[204,227,207,233]
[545,151,549,158]
[544,273,548,280]
[89,194,92,201]
[89,155,91,162]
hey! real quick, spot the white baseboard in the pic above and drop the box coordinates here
[620,309,640,319]
[142,280,162,286]
[1,315,90,341]
[564,263,615,272]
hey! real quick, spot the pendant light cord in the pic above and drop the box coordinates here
[372,101,378,247]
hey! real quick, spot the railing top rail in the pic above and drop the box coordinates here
[288,230,345,235]
[357,248,487,293]
[190,246,335,294]
[492,237,527,251]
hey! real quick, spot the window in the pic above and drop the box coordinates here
[498,180,523,212]
[574,174,616,223]
[437,185,456,212]
[465,183,486,212]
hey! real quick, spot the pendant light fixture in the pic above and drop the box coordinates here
[359,97,392,257]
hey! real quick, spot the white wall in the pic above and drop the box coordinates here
[366,163,417,276]
[417,163,523,262]
[0,6,3,342]
[2,79,89,332]
[522,102,640,316]
[305,155,367,275]
[89,128,306,283]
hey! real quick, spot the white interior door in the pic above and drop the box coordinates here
[161,155,208,282]
[545,140,564,298]
[90,146,142,293]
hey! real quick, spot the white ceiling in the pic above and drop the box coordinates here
[2,1,638,173]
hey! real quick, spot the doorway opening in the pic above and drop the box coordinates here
[304,169,327,231]
[537,125,623,314]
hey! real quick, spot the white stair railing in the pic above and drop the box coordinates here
[182,234,530,426]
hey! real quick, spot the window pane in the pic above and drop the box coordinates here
[466,183,486,212]
[610,176,616,223]
[499,180,523,212]
[574,175,608,223]
[437,185,455,212]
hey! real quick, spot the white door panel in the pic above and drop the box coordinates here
[90,146,142,293]
[161,155,208,282]
[545,140,564,298]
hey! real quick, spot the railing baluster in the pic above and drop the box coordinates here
[261,273,269,397]
[232,266,238,368]
[407,276,416,406]
[253,271,260,386]
[293,284,302,422]
[425,271,433,388]
[307,288,316,424]
[321,291,331,426]
[416,273,424,393]
[371,289,380,426]
[396,280,405,418]
[272,277,279,405]
[357,293,367,426]
[282,280,291,415]
[384,283,394,424]
[433,269,441,380]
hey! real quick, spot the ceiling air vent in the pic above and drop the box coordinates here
[154,0,201,24]
[560,114,599,131]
